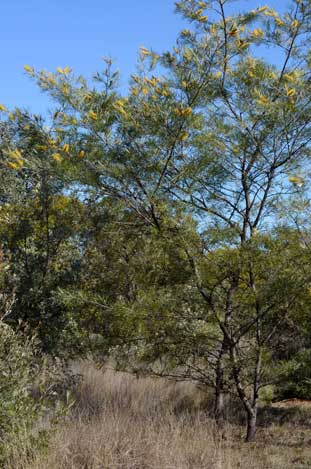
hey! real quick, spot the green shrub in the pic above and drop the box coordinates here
[0,321,73,467]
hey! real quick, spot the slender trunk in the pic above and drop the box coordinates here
[229,346,258,442]
[246,409,257,442]
[214,377,225,426]
[214,340,226,426]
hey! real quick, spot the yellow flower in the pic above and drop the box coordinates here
[113,103,127,116]
[9,149,22,160]
[78,150,85,158]
[142,87,149,95]
[180,131,189,141]
[292,19,299,29]
[253,28,264,38]
[275,18,285,26]
[115,99,125,107]
[23,64,33,73]
[8,162,20,170]
[293,70,303,80]
[57,66,70,75]
[63,143,70,153]
[175,107,193,117]
[145,77,156,87]
[48,76,56,86]
[88,110,98,121]
[140,46,151,56]
[257,95,269,106]
[229,27,239,37]
[52,153,62,162]
[286,88,296,97]
[132,87,139,96]
[288,175,304,186]
[264,9,278,18]
[0,103,7,112]
[198,15,208,22]
[182,107,193,117]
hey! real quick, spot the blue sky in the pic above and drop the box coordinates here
[3,0,289,114]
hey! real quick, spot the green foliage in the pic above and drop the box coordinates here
[0,322,64,466]
[1,0,311,444]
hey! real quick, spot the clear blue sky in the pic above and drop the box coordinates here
[3,0,288,114]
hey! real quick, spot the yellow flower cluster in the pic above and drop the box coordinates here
[56,66,71,75]
[283,70,303,86]
[288,175,304,186]
[292,19,299,29]
[253,28,264,38]
[140,47,151,57]
[286,87,296,97]
[113,99,128,117]
[8,149,24,170]
[229,26,239,37]
[52,153,62,163]
[23,64,34,75]
[264,8,279,18]
[180,131,189,141]
[275,18,285,26]
[257,6,268,13]
[174,107,193,117]
[88,110,98,121]
[256,94,269,106]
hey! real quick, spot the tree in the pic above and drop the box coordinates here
[0,109,86,351]
[19,0,311,441]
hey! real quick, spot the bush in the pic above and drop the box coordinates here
[0,320,73,467]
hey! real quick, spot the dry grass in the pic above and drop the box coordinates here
[17,360,311,469]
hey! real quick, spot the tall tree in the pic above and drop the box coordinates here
[21,0,311,440]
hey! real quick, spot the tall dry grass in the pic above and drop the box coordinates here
[16,360,311,468]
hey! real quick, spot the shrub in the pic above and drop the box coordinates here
[0,321,73,467]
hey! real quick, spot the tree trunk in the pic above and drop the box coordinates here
[245,410,257,442]
[214,350,226,426]
[229,346,258,442]
[214,384,225,426]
